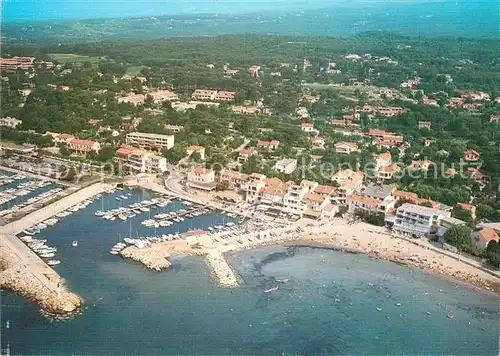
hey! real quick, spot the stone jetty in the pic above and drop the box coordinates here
[0,182,113,314]
[205,251,239,287]
[120,246,172,271]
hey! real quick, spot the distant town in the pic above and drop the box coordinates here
[0,35,499,312]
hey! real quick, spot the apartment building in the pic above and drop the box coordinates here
[242,173,267,203]
[191,89,218,101]
[392,203,451,237]
[116,145,167,173]
[214,90,236,102]
[126,132,174,150]
[348,184,396,215]
[66,138,101,155]
[331,169,365,204]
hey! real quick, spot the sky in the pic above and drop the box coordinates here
[1,0,441,22]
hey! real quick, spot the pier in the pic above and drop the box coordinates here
[0,182,114,313]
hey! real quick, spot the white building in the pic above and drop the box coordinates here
[0,117,22,129]
[126,132,174,150]
[393,203,451,237]
[274,158,297,175]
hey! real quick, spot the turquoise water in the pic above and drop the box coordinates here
[1,188,499,354]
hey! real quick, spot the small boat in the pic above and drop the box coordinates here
[277,279,289,284]
[39,252,56,258]
[425,311,432,315]
[140,207,150,212]
[47,260,60,266]
[118,214,127,221]
[110,250,119,255]
[395,303,401,307]
[72,241,78,247]
[94,210,105,217]
[447,314,454,319]
[376,308,383,312]
[264,287,278,293]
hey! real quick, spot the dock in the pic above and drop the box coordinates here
[0,182,113,313]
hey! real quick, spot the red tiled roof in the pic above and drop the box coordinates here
[68,138,98,147]
[478,228,499,242]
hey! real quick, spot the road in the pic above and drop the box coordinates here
[230,137,250,153]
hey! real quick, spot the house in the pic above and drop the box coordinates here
[274,158,297,175]
[126,132,174,150]
[310,155,323,164]
[311,137,326,149]
[249,65,260,78]
[374,136,403,149]
[374,152,392,171]
[238,149,255,163]
[393,189,418,203]
[191,89,218,101]
[377,164,399,181]
[347,195,382,215]
[419,121,432,129]
[186,145,206,160]
[302,192,328,219]
[464,149,481,162]
[224,69,239,77]
[467,167,489,185]
[301,95,321,103]
[436,216,466,239]
[424,139,433,147]
[488,114,500,124]
[301,123,316,133]
[88,119,100,127]
[297,107,309,119]
[257,140,280,151]
[392,203,451,237]
[457,203,476,219]
[409,160,434,171]
[0,117,22,129]
[51,133,75,145]
[471,228,499,249]
[66,138,101,155]
[218,169,249,190]
[186,166,217,191]
[335,141,359,154]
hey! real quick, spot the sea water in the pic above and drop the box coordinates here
[1,189,499,354]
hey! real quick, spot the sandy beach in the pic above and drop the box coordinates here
[117,217,500,294]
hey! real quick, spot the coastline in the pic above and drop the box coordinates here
[118,219,500,295]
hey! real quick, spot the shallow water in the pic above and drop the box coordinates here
[1,189,499,355]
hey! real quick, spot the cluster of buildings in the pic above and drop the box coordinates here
[115,144,167,173]
[0,117,22,129]
[118,90,179,105]
[191,89,236,102]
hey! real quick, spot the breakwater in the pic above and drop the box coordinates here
[0,182,114,313]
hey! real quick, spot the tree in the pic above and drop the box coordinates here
[486,240,500,268]
[59,142,71,156]
[190,151,202,162]
[163,146,186,165]
[216,181,229,191]
[452,206,474,226]
[444,225,472,251]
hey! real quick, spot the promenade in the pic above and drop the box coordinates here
[0,182,113,313]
